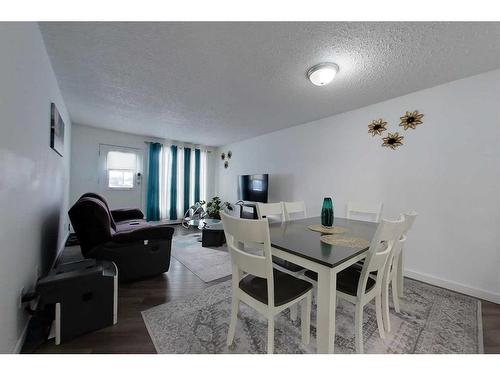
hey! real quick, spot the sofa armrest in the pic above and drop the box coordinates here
[111,224,174,243]
[111,208,144,222]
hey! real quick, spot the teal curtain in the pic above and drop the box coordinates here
[169,145,178,220]
[194,149,201,203]
[183,148,191,213]
[146,142,161,221]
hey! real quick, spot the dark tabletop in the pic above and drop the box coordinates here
[269,216,378,268]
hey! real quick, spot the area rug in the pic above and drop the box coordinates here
[171,233,232,282]
[141,278,483,354]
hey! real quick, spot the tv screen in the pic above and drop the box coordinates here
[238,174,268,203]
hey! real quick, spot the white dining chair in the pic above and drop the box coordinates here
[256,202,285,223]
[283,201,307,221]
[256,201,306,320]
[381,211,417,332]
[221,212,313,354]
[304,215,406,353]
[347,201,383,223]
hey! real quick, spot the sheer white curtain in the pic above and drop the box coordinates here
[200,149,207,202]
[176,148,185,219]
[159,146,170,220]
[189,150,196,206]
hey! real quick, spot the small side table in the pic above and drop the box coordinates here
[202,226,226,247]
[186,218,225,247]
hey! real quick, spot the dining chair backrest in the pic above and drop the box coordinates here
[283,201,307,221]
[384,233,407,280]
[403,210,418,235]
[357,215,406,296]
[383,210,417,275]
[220,211,275,305]
[256,202,284,223]
[347,201,383,223]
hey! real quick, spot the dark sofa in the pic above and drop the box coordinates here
[68,193,174,281]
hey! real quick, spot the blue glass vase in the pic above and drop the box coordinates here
[321,197,334,227]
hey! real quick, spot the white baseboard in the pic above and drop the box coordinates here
[404,268,500,304]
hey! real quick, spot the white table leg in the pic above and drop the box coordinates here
[397,251,404,298]
[316,267,336,354]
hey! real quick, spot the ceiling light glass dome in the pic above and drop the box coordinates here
[307,63,339,86]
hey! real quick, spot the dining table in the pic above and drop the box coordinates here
[268,216,378,354]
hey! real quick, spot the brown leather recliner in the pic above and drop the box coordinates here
[68,193,174,282]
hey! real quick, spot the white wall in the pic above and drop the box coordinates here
[0,23,72,353]
[216,69,500,303]
[70,123,217,212]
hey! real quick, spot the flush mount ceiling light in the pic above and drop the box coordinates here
[307,63,339,86]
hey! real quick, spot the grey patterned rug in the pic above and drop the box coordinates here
[142,278,483,354]
[171,234,231,282]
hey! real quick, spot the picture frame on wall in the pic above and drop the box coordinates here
[50,102,64,156]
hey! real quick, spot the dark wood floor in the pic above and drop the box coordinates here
[482,301,500,353]
[27,225,500,354]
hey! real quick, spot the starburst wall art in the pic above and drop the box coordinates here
[399,110,424,130]
[368,119,387,136]
[382,132,404,150]
[366,110,424,150]
[221,150,232,168]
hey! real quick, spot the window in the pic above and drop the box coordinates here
[106,151,136,189]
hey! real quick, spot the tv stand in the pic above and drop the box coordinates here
[237,202,258,220]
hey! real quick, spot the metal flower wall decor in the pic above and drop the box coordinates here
[221,150,232,168]
[368,119,387,136]
[367,109,424,150]
[399,110,424,130]
[382,132,404,150]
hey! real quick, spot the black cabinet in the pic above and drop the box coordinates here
[36,259,118,344]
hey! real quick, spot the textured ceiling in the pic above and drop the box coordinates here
[39,22,500,146]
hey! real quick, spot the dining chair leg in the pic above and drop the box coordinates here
[301,292,312,345]
[354,303,364,354]
[290,305,298,321]
[392,279,401,313]
[227,297,239,346]
[375,294,386,339]
[382,281,391,333]
[397,253,404,298]
[267,316,275,354]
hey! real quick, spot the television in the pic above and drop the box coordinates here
[238,174,269,203]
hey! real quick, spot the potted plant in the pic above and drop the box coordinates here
[198,197,232,220]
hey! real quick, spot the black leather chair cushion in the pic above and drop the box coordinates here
[272,256,305,273]
[304,266,376,296]
[239,269,312,306]
[111,208,145,222]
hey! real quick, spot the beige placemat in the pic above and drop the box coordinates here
[320,235,370,248]
[308,224,348,234]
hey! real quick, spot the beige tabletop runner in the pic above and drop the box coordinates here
[308,224,348,234]
[320,235,370,249]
